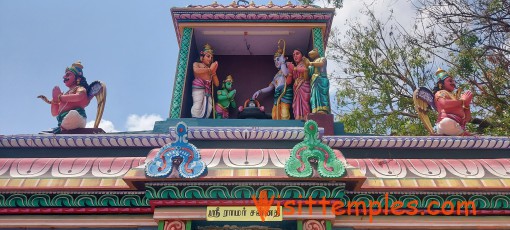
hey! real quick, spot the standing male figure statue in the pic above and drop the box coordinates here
[191,44,220,118]
[252,42,293,120]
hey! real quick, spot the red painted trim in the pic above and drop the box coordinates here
[149,200,510,216]
[1,204,509,216]
[150,199,258,209]
[0,207,152,214]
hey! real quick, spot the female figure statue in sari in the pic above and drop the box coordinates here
[308,48,331,114]
[288,49,311,120]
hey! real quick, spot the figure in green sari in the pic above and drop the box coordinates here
[308,48,331,114]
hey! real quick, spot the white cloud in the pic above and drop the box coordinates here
[86,119,119,133]
[125,114,164,131]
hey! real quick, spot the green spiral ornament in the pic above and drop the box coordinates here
[285,120,345,178]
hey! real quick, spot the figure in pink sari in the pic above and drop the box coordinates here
[288,49,311,120]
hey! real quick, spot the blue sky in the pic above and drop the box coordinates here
[0,0,413,135]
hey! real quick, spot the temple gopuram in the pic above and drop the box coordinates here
[1,1,510,230]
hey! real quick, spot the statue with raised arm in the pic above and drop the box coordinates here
[413,68,472,136]
[308,48,331,114]
[192,44,220,118]
[252,40,293,120]
[289,49,311,120]
[215,75,236,119]
[38,61,106,133]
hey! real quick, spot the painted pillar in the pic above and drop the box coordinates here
[312,27,325,57]
[169,27,193,118]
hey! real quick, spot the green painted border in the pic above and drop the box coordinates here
[326,220,332,230]
[312,27,325,57]
[146,183,346,200]
[186,220,191,230]
[1,187,509,211]
[169,27,193,118]
[0,193,149,208]
[158,220,165,230]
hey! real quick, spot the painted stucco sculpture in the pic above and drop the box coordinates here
[308,48,331,114]
[215,75,236,119]
[285,120,345,178]
[413,68,473,136]
[237,99,268,119]
[145,122,207,178]
[289,49,311,120]
[252,39,293,120]
[37,61,106,133]
[191,43,220,119]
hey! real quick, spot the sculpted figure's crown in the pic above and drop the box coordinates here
[274,47,283,57]
[66,61,84,76]
[224,75,234,82]
[202,43,214,55]
[435,67,451,81]
[309,48,319,57]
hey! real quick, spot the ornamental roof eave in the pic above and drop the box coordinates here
[2,133,510,151]
[170,5,335,12]
[1,149,510,192]
[169,5,335,48]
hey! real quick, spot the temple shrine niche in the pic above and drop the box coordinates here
[1,2,510,230]
[167,2,334,122]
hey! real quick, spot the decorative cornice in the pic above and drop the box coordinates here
[0,157,144,191]
[0,134,170,148]
[340,192,510,210]
[1,152,509,183]
[177,3,322,10]
[0,207,152,214]
[2,134,509,149]
[145,181,344,187]
[0,127,310,148]
[346,158,510,179]
[146,181,346,199]
[323,136,510,149]
[170,5,335,45]
[172,10,334,20]
[0,192,149,208]
[345,191,510,196]
[151,199,510,216]
[169,126,308,141]
[149,192,510,212]
[0,157,145,179]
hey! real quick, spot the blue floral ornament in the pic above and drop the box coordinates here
[145,122,207,178]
